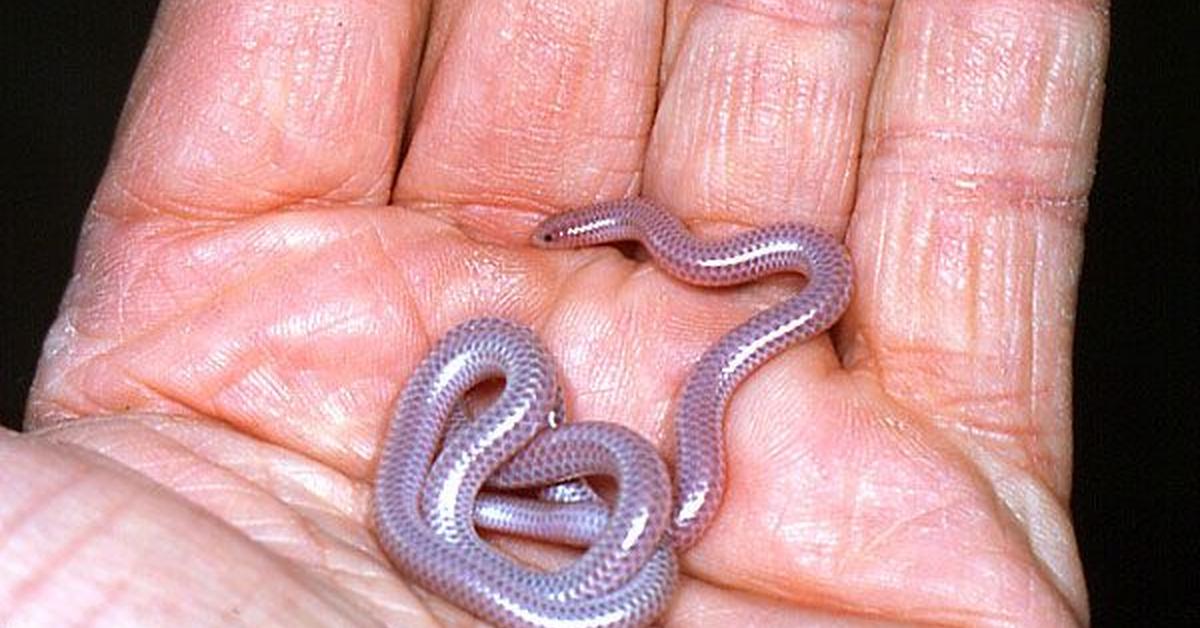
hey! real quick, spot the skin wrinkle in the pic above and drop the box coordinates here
[122,370,212,421]
[366,220,436,356]
[115,417,366,517]
[93,179,188,224]
[7,480,140,610]
[106,2,412,218]
[39,213,400,426]
[668,578,888,628]
[861,205,1073,486]
[606,280,665,440]
[650,4,882,231]
[886,410,1073,622]
[980,490,1077,625]
[846,0,1100,513]
[1021,219,1042,479]
[989,466,1084,612]
[875,349,1046,422]
[84,576,134,626]
[397,0,659,211]
[33,420,402,615]
[0,464,87,544]
[864,159,1092,212]
[847,497,963,574]
[707,0,889,31]
[72,216,297,340]
[417,196,568,232]
[746,393,1024,620]
[932,390,1057,435]
[866,170,1093,221]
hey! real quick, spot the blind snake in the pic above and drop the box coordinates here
[373,198,853,627]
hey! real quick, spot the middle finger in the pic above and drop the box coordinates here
[646,0,894,233]
[394,0,665,235]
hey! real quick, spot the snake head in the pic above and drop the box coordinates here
[530,212,579,249]
[531,202,634,249]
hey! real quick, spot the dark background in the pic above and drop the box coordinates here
[3,1,1195,625]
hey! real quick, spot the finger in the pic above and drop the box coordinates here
[98,0,427,219]
[842,0,1108,496]
[394,0,663,235]
[645,0,893,233]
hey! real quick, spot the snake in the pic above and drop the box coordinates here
[373,198,853,627]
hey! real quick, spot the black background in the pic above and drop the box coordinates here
[3,1,1195,625]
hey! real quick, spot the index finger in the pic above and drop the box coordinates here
[392,0,664,236]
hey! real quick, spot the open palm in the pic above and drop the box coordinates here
[4,1,1105,625]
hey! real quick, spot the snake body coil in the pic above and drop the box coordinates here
[374,198,853,627]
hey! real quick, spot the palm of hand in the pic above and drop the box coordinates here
[6,2,1103,626]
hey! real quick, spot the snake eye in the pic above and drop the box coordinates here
[531,228,559,247]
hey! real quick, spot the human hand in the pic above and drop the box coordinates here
[2,0,1105,625]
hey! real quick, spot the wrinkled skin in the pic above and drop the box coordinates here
[2,0,1105,625]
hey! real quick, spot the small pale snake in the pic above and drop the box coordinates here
[373,198,853,627]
